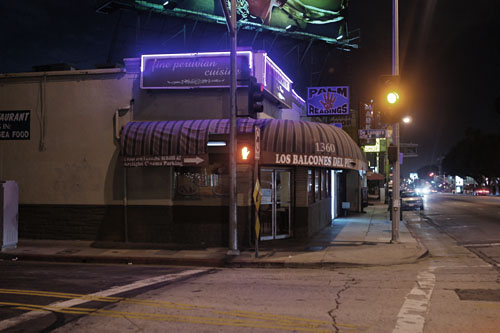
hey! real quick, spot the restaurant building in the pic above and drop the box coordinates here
[0,51,366,248]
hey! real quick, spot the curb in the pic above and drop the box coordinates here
[0,248,430,269]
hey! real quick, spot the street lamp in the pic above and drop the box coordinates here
[402,116,411,124]
[391,0,400,243]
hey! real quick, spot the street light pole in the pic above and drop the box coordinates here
[228,0,240,255]
[220,0,239,255]
[391,0,400,242]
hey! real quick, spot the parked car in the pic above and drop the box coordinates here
[401,191,424,211]
[473,188,490,196]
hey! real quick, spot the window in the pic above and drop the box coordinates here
[315,168,320,200]
[321,169,327,199]
[174,164,228,198]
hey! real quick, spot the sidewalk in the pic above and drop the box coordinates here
[0,204,428,268]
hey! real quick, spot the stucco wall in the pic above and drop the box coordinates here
[0,71,134,205]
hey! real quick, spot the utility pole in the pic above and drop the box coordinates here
[391,0,400,243]
[220,0,240,255]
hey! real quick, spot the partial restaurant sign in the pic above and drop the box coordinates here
[0,110,30,140]
[141,52,251,89]
[307,86,349,116]
[261,152,359,170]
[123,155,207,167]
[358,129,389,139]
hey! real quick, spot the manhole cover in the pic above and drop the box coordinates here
[455,289,500,302]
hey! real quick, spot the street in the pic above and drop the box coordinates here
[0,194,499,332]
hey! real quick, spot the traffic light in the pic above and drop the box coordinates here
[237,142,254,163]
[248,76,264,118]
[379,75,403,123]
[388,145,398,163]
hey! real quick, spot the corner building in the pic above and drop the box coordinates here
[0,51,366,248]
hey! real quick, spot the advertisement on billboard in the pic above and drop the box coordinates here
[138,1,348,42]
[307,86,349,116]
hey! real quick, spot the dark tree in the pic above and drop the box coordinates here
[417,165,438,180]
[443,129,500,188]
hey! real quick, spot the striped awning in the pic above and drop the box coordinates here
[121,119,367,170]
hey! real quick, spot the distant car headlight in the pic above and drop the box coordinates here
[417,187,430,194]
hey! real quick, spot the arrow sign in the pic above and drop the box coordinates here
[183,156,205,165]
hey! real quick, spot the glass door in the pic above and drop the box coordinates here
[259,168,292,240]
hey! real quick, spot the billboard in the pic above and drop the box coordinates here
[137,0,348,42]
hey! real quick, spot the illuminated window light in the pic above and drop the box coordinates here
[207,141,227,147]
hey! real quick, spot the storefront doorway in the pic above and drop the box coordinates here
[259,168,292,240]
[331,170,341,220]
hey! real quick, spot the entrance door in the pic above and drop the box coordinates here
[259,168,292,240]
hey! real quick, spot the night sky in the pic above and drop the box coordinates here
[1,1,499,176]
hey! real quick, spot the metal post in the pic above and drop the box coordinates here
[391,0,400,243]
[227,0,239,255]
[123,167,128,243]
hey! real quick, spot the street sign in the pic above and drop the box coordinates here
[253,179,262,254]
[358,129,389,140]
[254,126,261,160]
[400,143,418,157]
[253,179,262,213]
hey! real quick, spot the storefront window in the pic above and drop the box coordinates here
[315,168,320,200]
[174,164,228,199]
[325,169,330,196]
[321,169,328,198]
[308,169,314,203]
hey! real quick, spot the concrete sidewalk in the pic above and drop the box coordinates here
[0,204,428,268]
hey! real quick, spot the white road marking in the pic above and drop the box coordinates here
[0,269,208,331]
[464,243,500,247]
[393,267,436,333]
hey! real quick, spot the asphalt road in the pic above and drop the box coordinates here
[0,197,499,332]
[422,193,500,246]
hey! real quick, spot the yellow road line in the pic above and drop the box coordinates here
[0,301,332,332]
[0,288,367,331]
[0,288,327,326]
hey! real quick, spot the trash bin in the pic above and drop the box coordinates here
[1,181,18,250]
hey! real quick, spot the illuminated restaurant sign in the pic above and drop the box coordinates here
[141,52,252,89]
